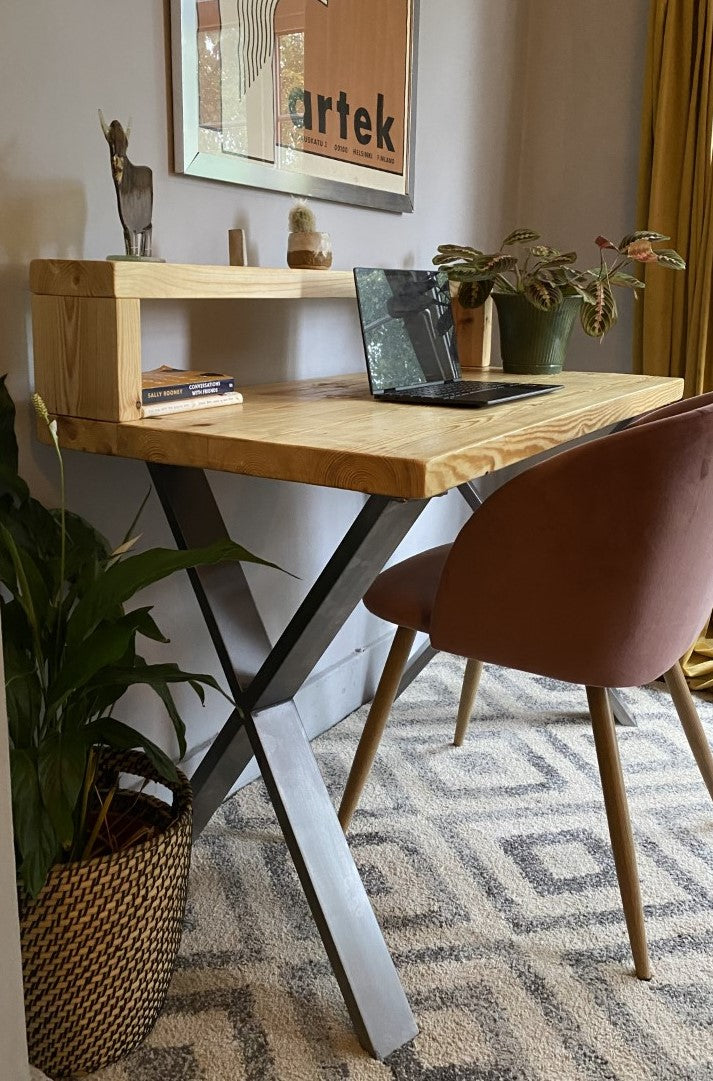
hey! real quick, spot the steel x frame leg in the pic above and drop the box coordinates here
[149,463,423,1059]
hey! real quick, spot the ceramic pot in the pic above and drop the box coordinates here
[287,230,333,270]
[493,293,581,375]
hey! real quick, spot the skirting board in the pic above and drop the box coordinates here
[182,631,398,797]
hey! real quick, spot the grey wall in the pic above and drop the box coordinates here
[0,2,648,779]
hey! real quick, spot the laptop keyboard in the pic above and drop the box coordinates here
[389,380,512,400]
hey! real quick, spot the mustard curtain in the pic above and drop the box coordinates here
[636,1,713,688]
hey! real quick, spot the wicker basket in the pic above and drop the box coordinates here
[18,750,192,1079]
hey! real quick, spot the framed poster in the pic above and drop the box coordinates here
[171,0,418,212]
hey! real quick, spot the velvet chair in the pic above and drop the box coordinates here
[338,395,713,980]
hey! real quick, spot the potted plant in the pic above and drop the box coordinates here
[286,198,333,269]
[0,377,279,1078]
[433,229,685,374]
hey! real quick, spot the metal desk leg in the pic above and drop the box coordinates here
[149,464,423,1058]
[608,689,638,728]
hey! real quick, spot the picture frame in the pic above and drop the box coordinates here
[170,0,419,213]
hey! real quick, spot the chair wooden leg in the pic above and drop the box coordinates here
[586,685,651,980]
[663,661,713,802]
[454,659,483,746]
[339,626,417,832]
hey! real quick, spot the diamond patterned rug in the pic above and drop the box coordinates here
[84,660,713,1081]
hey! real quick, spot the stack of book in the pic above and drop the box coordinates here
[141,366,243,417]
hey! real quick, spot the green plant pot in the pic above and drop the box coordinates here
[493,293,581,375]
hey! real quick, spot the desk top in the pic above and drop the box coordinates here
[46,369,683,500]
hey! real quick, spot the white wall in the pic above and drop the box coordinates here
[515,0,650,373]
[0,1,647,774]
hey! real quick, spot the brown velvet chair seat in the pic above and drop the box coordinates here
[340,393,713,982]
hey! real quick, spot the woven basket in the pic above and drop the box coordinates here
[18,750,192,1079]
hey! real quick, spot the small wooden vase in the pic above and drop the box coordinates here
[287,230,333,270]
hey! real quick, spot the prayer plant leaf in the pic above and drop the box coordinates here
[580,281,618,337]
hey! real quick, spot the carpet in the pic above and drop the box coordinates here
[85,659,713,1081]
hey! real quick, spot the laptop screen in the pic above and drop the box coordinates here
[353,268,460,394]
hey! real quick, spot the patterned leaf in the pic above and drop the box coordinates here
[608,272,645,288]
[618,230,668,248]
[457,280,493,309]
[580,281,618,337]
[502,228,540,246]
[530,245,561,260]
[538,252,578,269]
[523,278,563,311]
[436,244,483,257]
[654,248,686,270]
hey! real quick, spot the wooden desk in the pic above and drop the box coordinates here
[49,369,680,498]
[43,367,683,1060]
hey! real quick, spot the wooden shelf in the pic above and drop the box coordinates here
[30,259,491,426]
[29,260,357,300]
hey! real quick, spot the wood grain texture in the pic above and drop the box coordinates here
[30,260,357,300]
[453,296,492,369]
[32,295,142,422]
[46,369,684,499]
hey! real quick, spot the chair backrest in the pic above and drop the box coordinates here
[627,389,713,428]
[430,398,713,687]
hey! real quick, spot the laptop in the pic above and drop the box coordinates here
[353,267,563,407]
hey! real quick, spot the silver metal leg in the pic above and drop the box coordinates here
[608,689,638,728]
[149,463,422,1058]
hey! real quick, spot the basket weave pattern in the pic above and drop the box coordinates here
[18,750,193,1079]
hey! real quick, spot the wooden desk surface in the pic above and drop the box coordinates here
[47,369,683,500]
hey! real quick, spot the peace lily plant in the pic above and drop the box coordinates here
[1,377,277,896]
[433,228,686,338]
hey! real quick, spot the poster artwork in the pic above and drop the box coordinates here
[195,0,412,201]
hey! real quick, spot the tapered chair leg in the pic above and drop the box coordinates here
[664,661,713,802]
[339,626,417,832]
[586,686,651,980]
[454,659,483,746]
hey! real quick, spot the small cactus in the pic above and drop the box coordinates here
[289,199,316,234]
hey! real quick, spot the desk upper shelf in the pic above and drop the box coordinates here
[29,260,357,300]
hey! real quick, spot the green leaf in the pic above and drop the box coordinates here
[46,609,155,711]
[523,278,563,311]
[0,521,49,637]
[11,748,60,897]
[502,228,540,246]
[4,638,41,749]
[38,734,88,850]
[608,272,645,288]
[87,660,229,703]
[435,243,483,258]
[653,248,686,270]
[536,252,578,270]
[0,375,19,474]
[67,539,285,647]
[580,281,618,337]
[132,657,187,759]
[530,245,562,260]
[618,230,668,248]
[83,718,179,783]
[0,464,29,504]
[457,280,493,309]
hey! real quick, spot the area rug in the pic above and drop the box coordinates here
[84,659,713,1081]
